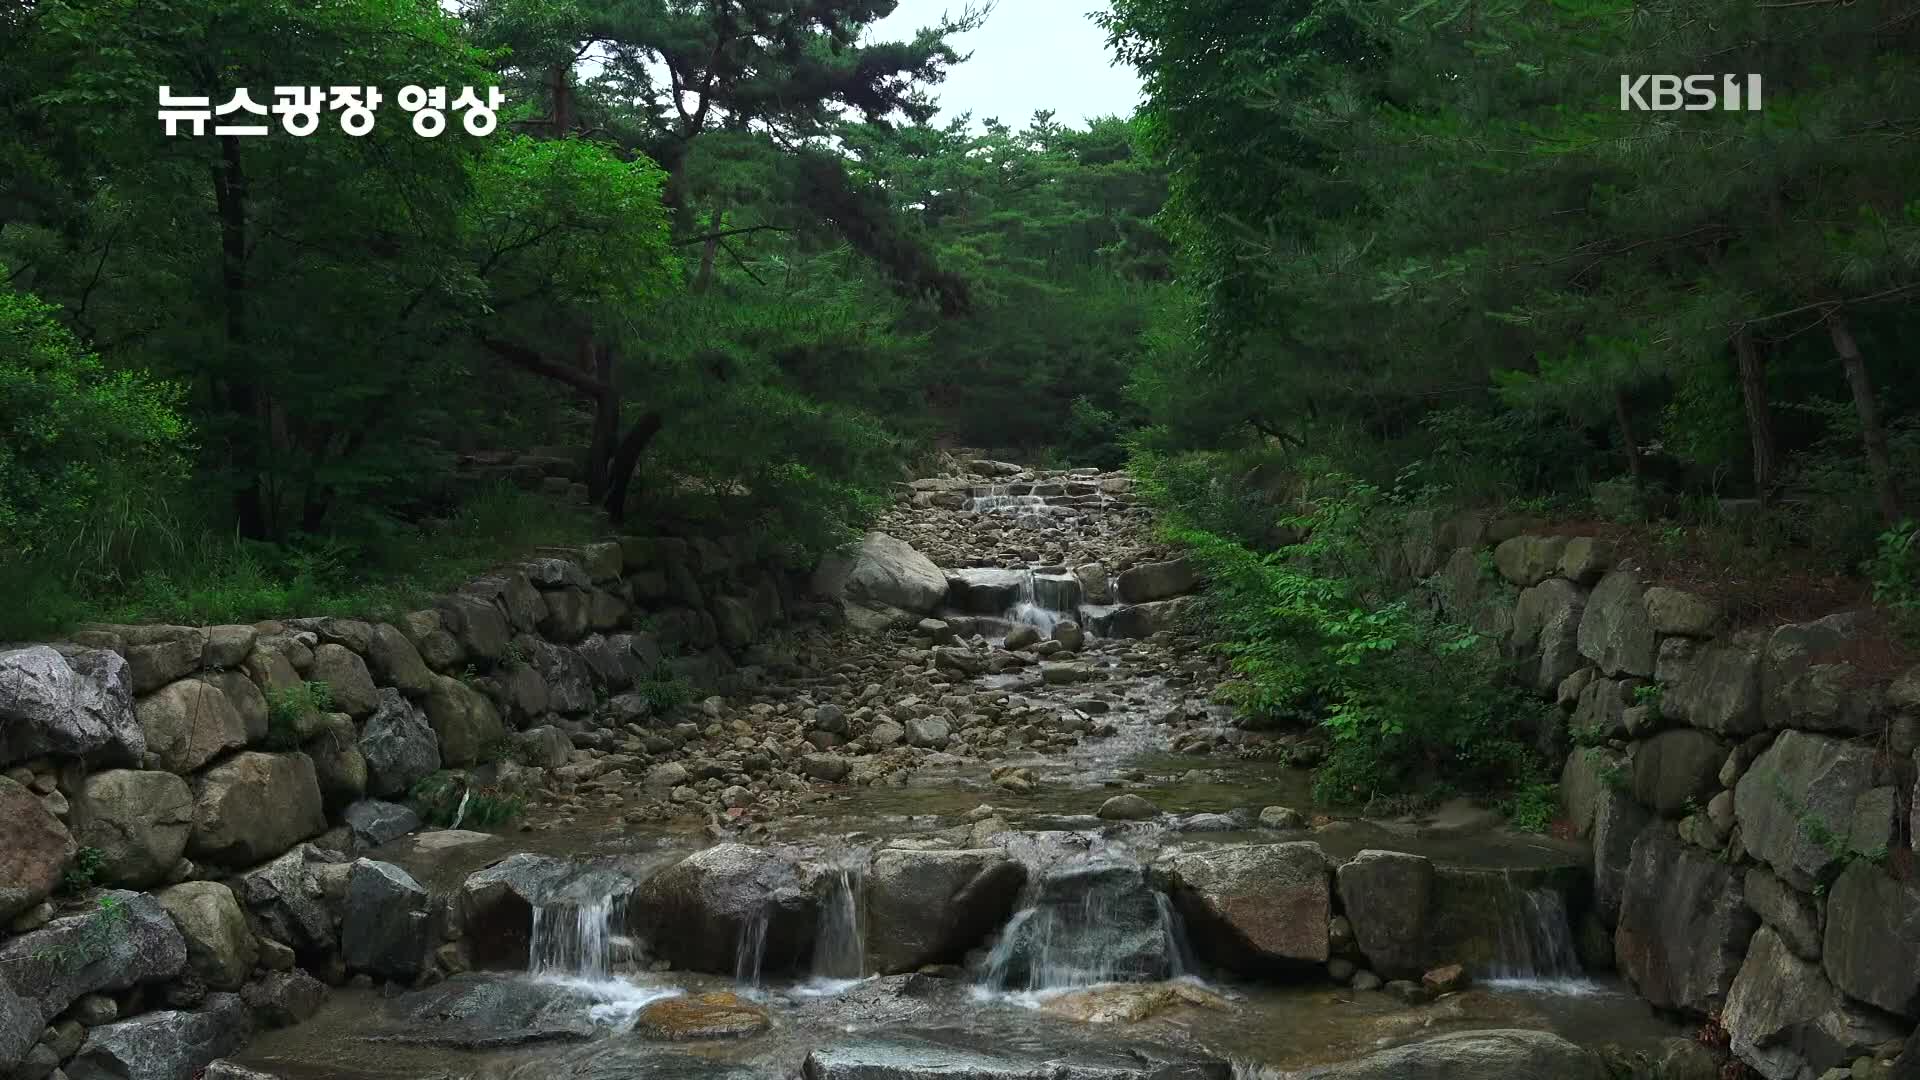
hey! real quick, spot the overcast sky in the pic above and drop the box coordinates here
[869,1,1143,128]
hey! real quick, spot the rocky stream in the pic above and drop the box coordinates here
[13,454,1895,1080]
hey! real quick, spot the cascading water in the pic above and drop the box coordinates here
[969,484,1047,514]
[1005,570,1084,638]
[734,907,771,989]
[530,893,626,982]
[1481,876,1594,994]
[448,788,473,830]
[978,862,1195,995]
[809,861,867,983]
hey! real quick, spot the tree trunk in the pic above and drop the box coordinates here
[211,134,267,538]
[1827,313,1903,524]
[584,338,616,501]
[695,207,724,292]
[550,64,572,136]
[1613,388,1643,484]
[602,412,665,525]
[1732,327,1776,506]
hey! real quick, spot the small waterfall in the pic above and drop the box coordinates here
[978,862,1191,993]
[529,892,626,981]
[1482,877,1594,993]
[810,862,867,982]
[970,484,1047,514]
[734,907,771,988]
[1005,571,1083,638]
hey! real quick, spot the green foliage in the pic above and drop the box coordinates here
[19,895,126,980]
[264,681,332,751]
[1137,450,1547,807]
[1865,519,1920,641]
[634,665,692,714]
[1500,783,1559,834]
[408,771,524,828]
[60,846,106,894]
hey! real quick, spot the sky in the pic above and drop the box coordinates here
[869,1,1144,128]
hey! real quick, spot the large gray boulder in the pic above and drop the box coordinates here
[1822,860,1920,1018]
[521,638,594,715]
[1615,826,1755,1014]
[121,626,208,694]
[0,774,73,922]
[1577,571,1657,677]
[1723,927,1902,1080]
[0,980,35,1071]
[0,890,187,1027]
[863,849,1027,974]
[1744,866,1822,961]
[1631,729,1728,817]
[155,881,257,990]
[1510,579,1586,693]
[1336,850,1433,979]
[813,532,948,618]
[341,858,430,980]
[308,643,379,718]
[433,593,511,664]
[358,688,441,798]
[65,992,250,1080]
[364,623,435,698]
[946,568,1028,614]
[631,844,816,976]
[231,846,337,954]
[1591,787,1651,926]
[454,853,575,968]
[1493,535,1569,588]
[1266,1029,1606,1080]
[1115,558,1196,604]
[1662,637,1764,734]
[188,752,327,866]
[1159,842,1331,969]
[423,674,505,767]
[138,677,250,774]
[344,799,421,849]
[0,646,141,767]
[1735,731,1875,891]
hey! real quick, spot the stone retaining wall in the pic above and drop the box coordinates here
[1406,516,1920,1079]
[0,533,806,1078]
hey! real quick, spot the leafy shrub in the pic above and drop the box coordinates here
[635,665,693,714]
[1499,782,1559,833]
[408,771,524,828]
[60,846,106,894]
[1865,519,1920,642]
[263,681,333,750]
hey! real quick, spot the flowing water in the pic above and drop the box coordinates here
[1482,879,1596,994]
[809,856,869,983]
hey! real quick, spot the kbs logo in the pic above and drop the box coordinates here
[1619,74,1763,111]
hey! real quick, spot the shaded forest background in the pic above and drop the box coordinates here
[3,0,1917,675]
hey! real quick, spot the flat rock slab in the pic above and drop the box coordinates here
[376,975,603,1048]
[801,1030,1232,1080]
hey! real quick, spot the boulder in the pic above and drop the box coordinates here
[813,532,948,616]
[1663,638,1764,734]
[0,980,34,1070]
[1560,747,1623,838]
[308,644,379,718]
[522,638,594,715]
[0,646,141,767]
[1557,537,1616,584]
[200,670,267,745]
[1270,1029,1605,1080]
[1002,625,1040,651]
[537,589,592,642]
[122,626,208,694]
[631,844,815,976]
[305,712,368,811]
[1494,536,1570,588]
[1644,587,1721,637]
[1632,729,1728,817]
[713,597,758,651]
[863,849,1026,974]
[454,853,575,968]
[0,891,187,1027]
[433,594,510,664]
[156,881,258,990]
[903,718,950,749]
[1336,850,1434,979]
[423,674,505,767]
[240,969,328,1029]
[1577,571,1657,677]
[1161,842,1331,968]
[1724,927,1902,1080]
[364,623,435,697]
[800,753,851,782]
[1510,579,1587,693]
[1591,788,1652,926]
[1115,558,1196,603]
[1571,676,1640,742]
[632,992,770,1041]
[138,677,250,774]
[231,846,337,955]
[800,1031,1232,1080]
[203,625,258,669]
[1615,826,1755,1014]
[65,993,250,1080]
[358,688,441,798]
[188,752,327,866]
[344,799,421,849]
[1097,794,1159,821]
[1744,866,1823,962]
[0,774,73,922]
[341,858,430,980]
[1822,861,1920,1018]
[1735,731,1875,892]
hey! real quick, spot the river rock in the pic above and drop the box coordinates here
[1002,624,1040,651]
[0,646,141,767]
[341,858,430,980]
[423,674,504,767]
[364,623,435,698]
[1267,1028,1606,1080]
[814,532,948,617]
[1577,571,1657,677]
[1097,794,1159,821]
[947,568,1027,614]
[632,844,815,976]
[344,799,421,849]
[0,890,187,1027]
[138,677,250,774]
[1632,728,1727,817]
[863,848,1026,974]
[800,1030,1232,1080]
[0,774,74,922]
[308,644,379,718]
[1162,842,1331,968]
[359,688,441,798]
[122,626,208,693]
[1723,927,1901,1080]
[632,992,769,1040]
[1337,850,1433,979]
[904,717,950,749]
[1615,826,1755,1014]
[65,992,250,1080]
[241,968,329,1028]
[189,752,327,866]
[1735,731,1875,891]
[454,853,576,968]
[522,638,593,714]
[1822,860,1920,1018]
[1115,558,1195,603]
[156,881,257,990]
